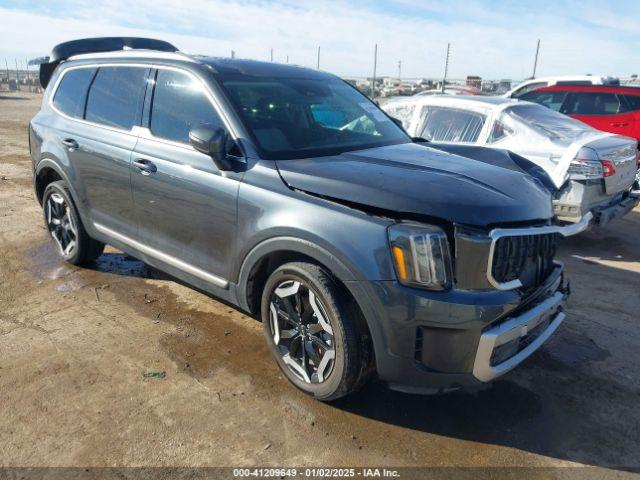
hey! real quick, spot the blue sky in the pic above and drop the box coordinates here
[0,0,638,79]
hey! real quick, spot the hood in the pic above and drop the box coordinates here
[276,143,553,227]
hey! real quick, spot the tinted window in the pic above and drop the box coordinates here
[562,92,628,115]
[52,68,97,118]
[220,76,408,159]
[419,107,485,143]
[85,67,148,129]
[150,69,224,143]
[512,81,547,97]
[519,90,567,111]
[624,94,640,111]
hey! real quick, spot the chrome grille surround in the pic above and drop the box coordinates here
[486,212,593,290]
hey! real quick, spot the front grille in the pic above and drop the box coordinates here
[491,233,558,288]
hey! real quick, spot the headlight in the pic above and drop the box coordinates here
[388,223,453,290]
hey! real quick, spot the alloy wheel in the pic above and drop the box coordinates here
[268,280,336,384]
[45,192,78,257]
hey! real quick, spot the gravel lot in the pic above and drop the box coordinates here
[1,92,639,477]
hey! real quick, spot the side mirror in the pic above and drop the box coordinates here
[189,124,232,171]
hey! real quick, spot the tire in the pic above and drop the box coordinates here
[260,261,371,401]
[42,180,104,265]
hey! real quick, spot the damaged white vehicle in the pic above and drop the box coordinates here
[383,96,639,225]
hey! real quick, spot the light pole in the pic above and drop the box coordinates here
[532,39,540,78]
[371,43,378,100]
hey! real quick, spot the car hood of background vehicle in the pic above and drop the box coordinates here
[276,143,553,227]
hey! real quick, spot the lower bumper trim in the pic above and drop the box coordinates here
[472,291,565,382]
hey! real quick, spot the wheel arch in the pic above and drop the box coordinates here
[237,236,362,315]
[237,236,378,378]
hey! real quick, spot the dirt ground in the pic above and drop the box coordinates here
[1,92,640,476]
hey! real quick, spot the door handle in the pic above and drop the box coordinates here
[61,138,79,150]
[132,158,157,175]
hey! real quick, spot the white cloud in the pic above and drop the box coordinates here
[0,1,638,79]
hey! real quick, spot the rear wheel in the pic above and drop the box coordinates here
[42,181,104,265]
[261,262,370,401]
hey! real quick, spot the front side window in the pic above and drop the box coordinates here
[85,66,148,130]
[624,94,640,112]
[519,90,567,111]
[150,69,224,144]
[52,68,97,118]
[512,81,547,98]
[562,92,628,115]
[218,76,409,159]
[419,107,486,143]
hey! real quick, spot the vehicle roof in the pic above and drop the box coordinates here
[534,84,640,95]
[389,94,522,109]
[67,50,335,80]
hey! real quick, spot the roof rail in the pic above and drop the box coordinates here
[39,37,179,88]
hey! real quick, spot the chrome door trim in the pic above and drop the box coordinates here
[486,212,593,290]
[93,222,229,289]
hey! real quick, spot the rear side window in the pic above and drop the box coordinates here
[419,106,486,143]
[624,94,640,111]
[150,69,224,144]
[52,68,97,118]
[562,92,628,115]
[85,67,148,130]
[519,90,567,111]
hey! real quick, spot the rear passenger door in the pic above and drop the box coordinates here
[130,67,241,287]
[561,91,636,137]
[51,65,149,237]
[622,94,640,139]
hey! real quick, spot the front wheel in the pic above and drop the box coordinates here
[260,262,370,401]
[42,180,104,265]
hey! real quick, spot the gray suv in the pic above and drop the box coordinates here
[30,38,587,400]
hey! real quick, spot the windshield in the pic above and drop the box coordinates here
[218,76,410,159]
[505,104,594,141]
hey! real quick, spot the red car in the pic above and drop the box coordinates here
[519,84,640,139]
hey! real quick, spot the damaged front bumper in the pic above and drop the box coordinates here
[349,264,569,394]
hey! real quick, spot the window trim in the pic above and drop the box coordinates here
[49,63,243,156]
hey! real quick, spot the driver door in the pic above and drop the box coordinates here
[130,68,242,286]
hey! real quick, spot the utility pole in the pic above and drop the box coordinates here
[231,50,235,59]
[316,46,320,69]
[25,58,30,92]
[371,43,378,100]
[397,60,401,81]
[532,39,540,78]
[441,43,451,93]
[286,55,289,64]
[15,59,20,91]
[270,48,274,62]
[4,59,9,90]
